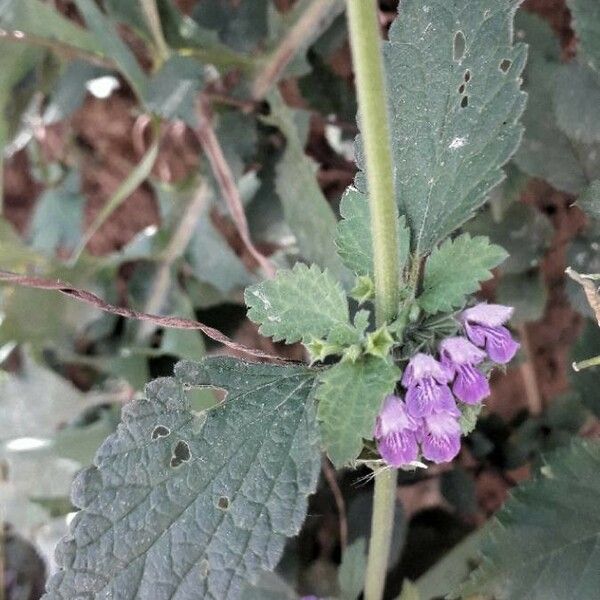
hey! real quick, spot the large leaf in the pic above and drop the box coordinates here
[361,0,526,254]
[568,0,600,73]
[266,92,347,281]
[45,357,321,600]
[245,263,349,344]
[335,188,410,277]
[316,357,400,466]
[554,63,600,145]
[457,439,600,600]
[418,234,507,314]
[513,13,589,194]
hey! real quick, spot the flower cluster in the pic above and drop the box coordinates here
[374,303,519,467]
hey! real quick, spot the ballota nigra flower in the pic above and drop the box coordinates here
[375,303,519,467]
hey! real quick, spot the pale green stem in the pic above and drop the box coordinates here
[346,0,400,327]
[573,355,600,372]
[139,0,170,66]
[346,2,400,600]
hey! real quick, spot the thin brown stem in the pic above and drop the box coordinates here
[251,0,344,101]
[195,96,276,278]
[321,457,348,551]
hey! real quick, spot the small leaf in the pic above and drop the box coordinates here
[577,179,600,221]
[459,403,483,435]
[338,538,367,600]
[245,263,349,344]
[358,0,527,253]
[554,63,600,145]
[265,91,347,281]
[568,0,600,73]
[317,357,400,466]
[335,188,409,277]
[456,439,600,600]
[419,234,507,314]
[44,357,321,600]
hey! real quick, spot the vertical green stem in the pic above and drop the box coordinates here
[346,2,400,600]
[346,0,400,327]
[139,0,170,66]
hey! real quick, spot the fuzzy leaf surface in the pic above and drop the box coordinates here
[44,357,321,600]
[358,0,526,253]
[335,188,409,277]
[457,439,600,600]
[419,234,507,314]
[245,263,349,344]
[317,357,400,466]
[568,0,600,73]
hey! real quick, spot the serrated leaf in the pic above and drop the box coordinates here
[513,13,589,195]
[419,234,507,314]
[568,0,600,73]
[245,263,349,344]
[335,188,409,277]
[44,357,321,600]
[577,180,600,220]
[265,92,347,281]
[456,439,600,600]
[358,0,526,253]
[338,538,367,600]
[554,63,600,145]
[316,357,400,466]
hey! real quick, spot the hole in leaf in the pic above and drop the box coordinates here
[458,83,466,94]
[460,96,469,108]
[464,70,471,82]
[500,59,512,73]
[170,441,191,467]
[217,496,230,511]
[199,558,209,578]
[151,425,171,440]
[453,31,466,62]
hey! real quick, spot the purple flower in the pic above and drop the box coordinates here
[460,303,520,364]
[440,336,490,404]
[374,395,419,467]
[401,353,456,417]
[419,404,462,463]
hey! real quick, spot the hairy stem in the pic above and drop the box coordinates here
[346,0,400,327]
[365,468,397,600]
[139,0,170,66]
[346,2,400,599]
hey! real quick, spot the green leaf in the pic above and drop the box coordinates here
[568,0,600,73]
[73,0,147,97]
[418,234,507,314]
[335,188,410,277]
[316,357,400,466]
[397,580,421,600]
[144,56,205,124]
[338,538,367,600]
[456,439,600,600]
[265,92,347,281]
[28,172,85,255]
[245,263,349,344]
[577,180,600,220]
[496,271,547,324]
[0,0,103,54]
[554,63,600,145]
[45,357,321,600]
[362,0,526,253]
[513,13,589,194]
[571,319,600,417]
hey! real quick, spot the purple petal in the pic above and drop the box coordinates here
[452,363,490,404]
[405,378,458,418]
[374,395,419,437]
[466,323,520,364]
[401,353,450,387]
[461,303,513,327]
[440,336,486,366]
[420,412,462,463]
[377,429,420,467]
